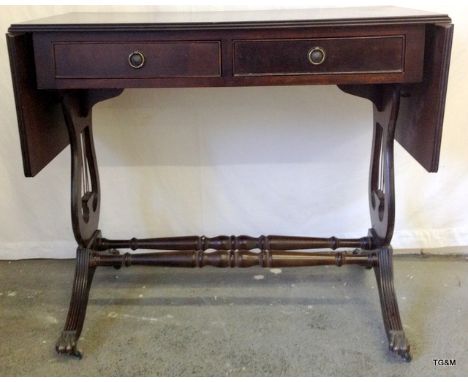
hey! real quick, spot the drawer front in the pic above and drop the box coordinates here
[54,41,221,78]
[233,36,404,76]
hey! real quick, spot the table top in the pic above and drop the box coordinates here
[6,6,453,177]
[9,6,450,32]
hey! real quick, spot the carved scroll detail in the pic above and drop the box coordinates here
[62,94,100,247]
[62,90,123,247]
[338,85,400,246]
[368,86,400,246]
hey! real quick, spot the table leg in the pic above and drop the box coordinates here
[368,86,411,361]
[56,90,122,358]
[374,246,411,361]
[55,87,411,361]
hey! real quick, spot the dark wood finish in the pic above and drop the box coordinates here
[338,85,399,246]
[5,7,454,361]
[55,247,95,359]
[374,246,411,361]
[338,85,410,360]
[395,23,454,172]
[32,25,425,89]
[54,41,221,79]
[9,7,450,32]
[56,232,100,358]
[233,36,405,76]
[97,234,373,251]
[6,32,68,177]
[339,23,454,173]
[62,93,99,248]
[7,10,447,172]
[62,90,122,246]
[368,86,400,246]
[92,249,376,268]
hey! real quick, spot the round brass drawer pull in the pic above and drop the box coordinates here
[308,47,326,65]
[128,51,145,69]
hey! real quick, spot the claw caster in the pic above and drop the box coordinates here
[389,330,412,361]
[56,330,82,359]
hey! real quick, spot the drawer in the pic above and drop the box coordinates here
[233,36,404,76]
[53,41,221,79]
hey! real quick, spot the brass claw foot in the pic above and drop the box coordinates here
[389,330,412,361]
[56,330,82,359]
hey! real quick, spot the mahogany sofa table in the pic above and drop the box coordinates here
[6,7,453,361]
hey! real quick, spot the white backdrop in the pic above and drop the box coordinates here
[0,1,467,259]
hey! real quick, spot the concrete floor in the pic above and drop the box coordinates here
[0,256,466,376]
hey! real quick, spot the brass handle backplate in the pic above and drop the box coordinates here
[128,51,145,69]
[308,47,326,65]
